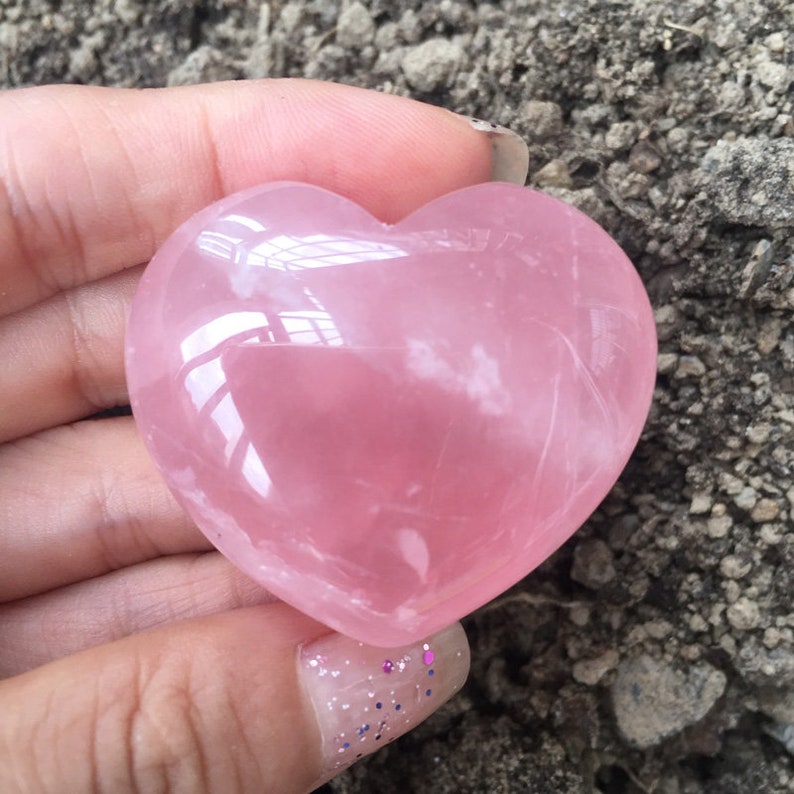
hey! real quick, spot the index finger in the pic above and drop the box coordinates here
[0,79,519,319]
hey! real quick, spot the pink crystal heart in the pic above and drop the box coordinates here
[126,181,656,646]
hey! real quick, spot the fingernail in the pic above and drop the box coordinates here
[467,116,529,185]
[298,622,470,787]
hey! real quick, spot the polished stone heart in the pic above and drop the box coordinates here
[126,182,656,646]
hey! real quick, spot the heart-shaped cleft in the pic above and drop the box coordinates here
[126,181,657,646]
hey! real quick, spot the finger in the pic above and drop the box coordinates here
[0,552,275,677]
[0,416,206,603]
[0,265,138,443]
[0,79,511,318]
[0,604,470,794]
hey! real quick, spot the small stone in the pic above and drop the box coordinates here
[763,628,783,650]
[719,633,738,656]
[675,355,706,379]
[719,554,752,580]
[759,523,784,545]
[612,655,726,748]
[755,60,791,93]
[401,38,463,92]
[522,100,564,138]
[690,614,709,632]
[69,42,98,80]
[717,81,746,112]
[374,21,398,50]
[533,159,572,189]
[277,2,303,34]
[644,620,674,640]
[654,305,681,341]
[689,491,713,515]
[737,637,794,687]
[734,486,758,512]
[746,423,771,444]
[718,472,744,495]
[569,604,591,627]
[666,127,690,154]
[605,121,638,151]
[680,644,703,662]
[545,187,606,221]
[606,161,651,199]
[397,8,421,43]
[629,140,662,174]
[571,539,617,589]
[336,2,375,49]
[113,0,140,24]
[657,352,679,374]
[167,45,237,86]
[765,32,787,52]
[756,316,781,355]
[723,579,741,603]
[752,498,781,523]
[727,596,761,631]
[707,514,733,539]
[739,240,775,299]
[573,649,620,686]
[759,691,794,753]
[702,139,794,229]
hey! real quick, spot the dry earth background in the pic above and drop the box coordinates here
[2,0,794,792]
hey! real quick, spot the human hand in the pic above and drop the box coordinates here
[0,79,527,793]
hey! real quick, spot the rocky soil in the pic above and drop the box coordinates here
[2,0,793,792]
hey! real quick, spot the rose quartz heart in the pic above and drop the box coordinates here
[126,181,656,646]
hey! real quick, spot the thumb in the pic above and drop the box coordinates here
[0,603,469,793]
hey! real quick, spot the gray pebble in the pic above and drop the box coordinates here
[613,655,726,748]
[605,120,638,151]
[571,539,616,589]
[336,2,375,49]
[701,138,794,229]
[521,100,564,139]
[401,38,463,92]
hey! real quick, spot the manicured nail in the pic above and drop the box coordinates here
[298,622,470,787]
[467,116,529,185]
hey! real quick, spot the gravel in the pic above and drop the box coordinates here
[612,654,727,749]
[3,0,793,791]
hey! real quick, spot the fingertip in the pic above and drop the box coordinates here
[0,604,330,794]
[0,79,502,318]
[0,605,470,794]
[297,621,470,789]
[466,116,530,185]
[189,78,497,223]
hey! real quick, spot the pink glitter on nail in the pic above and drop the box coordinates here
[423,650,435,665]
[382,659,394,674]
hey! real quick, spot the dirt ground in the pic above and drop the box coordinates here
[2,1,793,792]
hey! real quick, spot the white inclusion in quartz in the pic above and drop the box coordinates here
[405,340,511,416]
[465,345,512,415]
[587,303,624,375]
[396,528,430,582]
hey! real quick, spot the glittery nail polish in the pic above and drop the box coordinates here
[298,623,470,787]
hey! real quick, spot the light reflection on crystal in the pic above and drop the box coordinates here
[180,311,271,363]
